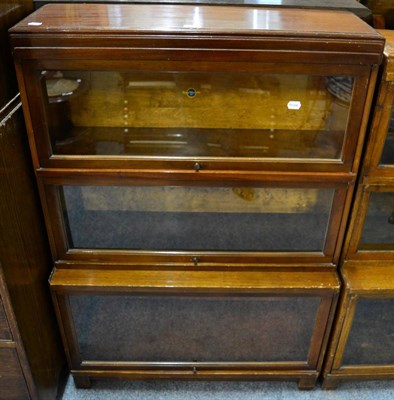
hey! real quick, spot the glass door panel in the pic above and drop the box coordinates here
[359,192,394,251]
[69,294,320,363]
[380,104,394,165]
[42,71,353,160]
[342,298,394,366]
[60,185,334,252]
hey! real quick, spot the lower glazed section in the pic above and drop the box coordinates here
[70,294,319,363]
[50,268,339,389]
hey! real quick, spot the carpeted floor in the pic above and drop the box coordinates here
[60,378,394,400]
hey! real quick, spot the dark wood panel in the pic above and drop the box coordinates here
[0,97,65,400]
[0,348,30,400]
[0,265,35,399]
[0,0,33,106]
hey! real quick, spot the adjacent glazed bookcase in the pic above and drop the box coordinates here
[322,30,394,389]
[9,3,384,389]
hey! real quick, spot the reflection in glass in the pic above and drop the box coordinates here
[42,71,353,159]
[70,294,320,362]
[380,105,394,165]
[60,185,334,251]
[359,192,394,251]
[342,298,394,365]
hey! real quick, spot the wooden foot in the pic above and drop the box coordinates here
[73,374,92,389]
[297,376,317,390]
[321,376,339,390]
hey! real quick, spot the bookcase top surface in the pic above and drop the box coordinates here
[32,0,371,19]
[10,3,380,39]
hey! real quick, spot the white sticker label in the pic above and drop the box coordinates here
[287,101,302,110]
[28,22,43,26]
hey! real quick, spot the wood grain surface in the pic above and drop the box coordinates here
[50,268,340,292]
[11,3,378,37]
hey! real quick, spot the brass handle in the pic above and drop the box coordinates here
[193,162,201,171]
[192,257,200,266]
